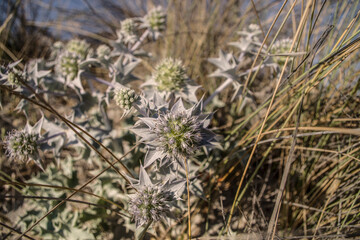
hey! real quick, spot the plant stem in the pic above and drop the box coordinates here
[184,157,192,239]
[131,29,149,52]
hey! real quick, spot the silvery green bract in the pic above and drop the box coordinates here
[228,24,263,53]
[132,98,216,168]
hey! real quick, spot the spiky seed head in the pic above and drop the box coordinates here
[153,58,187,92]
[146,6,166,32]
[120,18,136,36]
[96,44,111,59]
[4,130,39,163]
[129,185,174,227]
[153,111,202,158]
[114,88,139,110]
[59,53,80,80]
[66,39,90,59]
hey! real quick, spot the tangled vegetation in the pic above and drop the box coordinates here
[1,0,360,239]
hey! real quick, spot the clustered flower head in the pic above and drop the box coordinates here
[96,44,111,60]
[114,88,139,110]
[132,98,216,168]
[66,39,90,60]
[145,6,166,32]
[121,18,136,36]
[7,71,21,86]
[4,129,39,163]
[153,58,187,92]
[128,165,179,228]
[153,111,202,159]
[271,38,293,65]
[59,53,80,81]
[117,18,138,44]
[129,185,175,227]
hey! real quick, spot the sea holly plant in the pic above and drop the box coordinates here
[0,6,223,239]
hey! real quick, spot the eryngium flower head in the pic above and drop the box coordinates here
[271,38,293,65]
[146,6,166,32]
[117,18,138,44]
[129,185,174,227]
[96,44,111,60]
[128,165,181,228]
[121,18,136,36]
[142,58,200,103]
[153,58,187,92]
[7,71,21,86]
[66,39,90,60]
[59,53,80,81]
[132,98,216,168]
[114,88,139,110]
[4,130,39,163]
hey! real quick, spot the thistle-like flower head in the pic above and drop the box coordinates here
[153,58,187,92]
[117,18,138,44]
[141,6,166,39]
[7,71,21,86]
[58,52,80,81]
[142,58,200,103]
[96,44,111,60]
[132,98,216,168]
[271,38,293,65]
[66,39,90,60]
[3,117,44,169]
[0,61,25,87]
[129,166,182,228]
[114,88,139,110]
[4,130,39,162]
[121,18,136,36]
[146,6,166,32]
